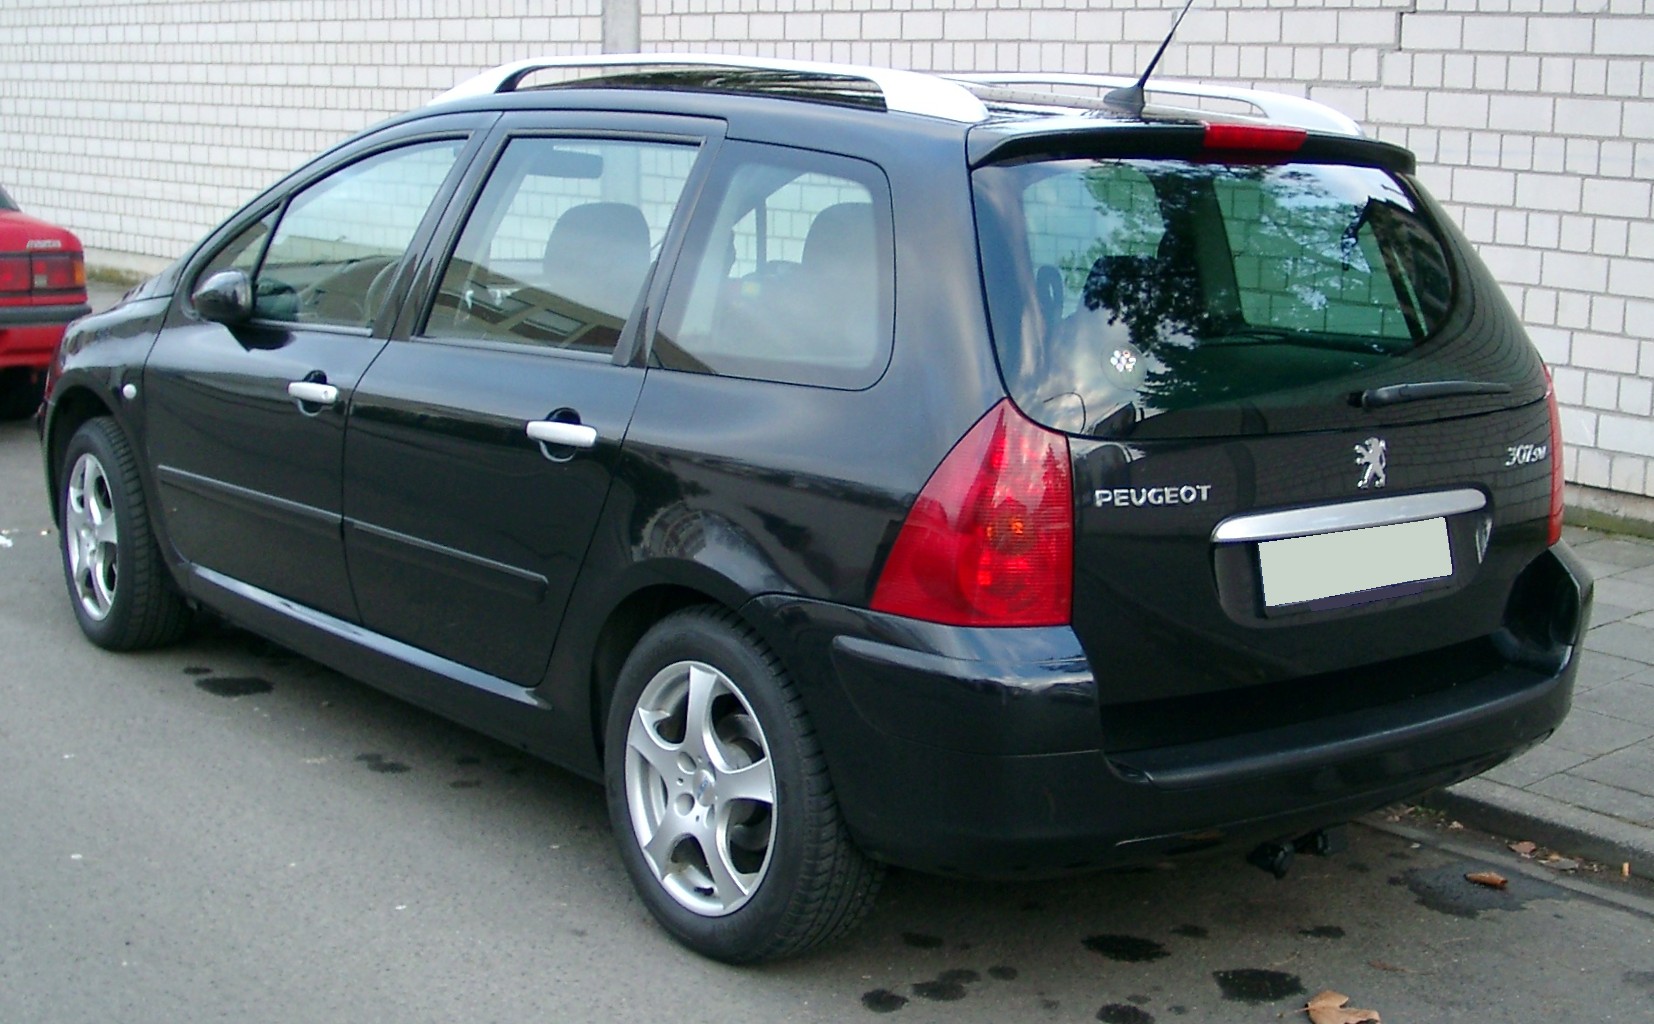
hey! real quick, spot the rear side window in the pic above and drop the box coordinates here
[975,157,1469,438]
[424,137,699,354]
[653,142,894,390]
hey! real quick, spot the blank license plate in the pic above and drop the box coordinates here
[1257,518,1453,608]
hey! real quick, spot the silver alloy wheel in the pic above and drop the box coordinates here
[65,451,119,622]
[624,659,777,916]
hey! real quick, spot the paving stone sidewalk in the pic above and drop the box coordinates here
[1433,525,1654,878]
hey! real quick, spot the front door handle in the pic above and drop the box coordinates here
[525,420,598,450]
[287,380,339,406]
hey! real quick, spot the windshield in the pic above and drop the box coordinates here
[0,185,18,212]
[974,157,1481,438]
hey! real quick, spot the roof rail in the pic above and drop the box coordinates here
[432,53,991,124]
[432,57,1363,137]
[947,73,1363,136]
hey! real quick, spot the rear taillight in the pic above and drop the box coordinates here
[0,251,84,295]
[1545,367,1564,547]
[32,251,84,291]
[0,254,29,294]
[871,399,1073,627]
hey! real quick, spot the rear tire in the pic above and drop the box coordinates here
[58,417,191,649]
[604,606,883,962]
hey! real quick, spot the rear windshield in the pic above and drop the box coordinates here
[974,157,1497,438]
[0,185,17,212]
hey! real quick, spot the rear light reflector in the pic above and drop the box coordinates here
[1203,123,1307,155]
[871,399,1073,627]
[0,254,29,294]
[1545,367,1564,547]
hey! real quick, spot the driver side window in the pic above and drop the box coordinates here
[252,140,464,328]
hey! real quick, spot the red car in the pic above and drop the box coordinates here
[0,184,88,419]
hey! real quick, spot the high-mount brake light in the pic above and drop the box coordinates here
[1545,367,1564,547]
[1203,123,1307,154]
[871,399,1073,627]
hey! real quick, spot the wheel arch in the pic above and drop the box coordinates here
[43,384,120,524]
[585,580,738,766]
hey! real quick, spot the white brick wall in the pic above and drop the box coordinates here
[0,0,603,263]
[2,0,1652,503]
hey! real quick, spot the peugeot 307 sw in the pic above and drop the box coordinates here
[40,55,1590,962]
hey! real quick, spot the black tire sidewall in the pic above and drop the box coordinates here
[603,610,817,963]
[59,419,151,648]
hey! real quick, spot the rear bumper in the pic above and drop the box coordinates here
[0,301,90,328]
[0,303,83,370]
[750,544,1590,876]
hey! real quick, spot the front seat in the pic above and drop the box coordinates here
[541,201,652,321]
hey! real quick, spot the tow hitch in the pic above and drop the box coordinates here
[1246,825,1349,879]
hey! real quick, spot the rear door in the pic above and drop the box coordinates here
[144,123,481,618]
[971,132,1554,750]
[341,112,718,686]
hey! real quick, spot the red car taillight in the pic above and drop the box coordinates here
[871,399,1073,627]
[0,254,30,294]
[31,251,84,291]
[1545,367,1564,547]
[0,251,83,295]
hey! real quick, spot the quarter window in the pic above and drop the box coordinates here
[654,144,894,390]
[424,137,699,355]
[253,140,464,328]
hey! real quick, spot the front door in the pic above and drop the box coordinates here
[342,120,712,685]
[144,135,472,619]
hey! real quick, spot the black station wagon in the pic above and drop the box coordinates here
[41,55,1591,962]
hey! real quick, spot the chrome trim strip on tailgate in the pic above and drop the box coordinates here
[1211,488,1487,544]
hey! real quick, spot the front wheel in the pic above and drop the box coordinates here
[604,606,882,962]
[58,417,191,649]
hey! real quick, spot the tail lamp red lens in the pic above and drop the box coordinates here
[0,254,29,294]
[1545,367,1564,547]
[31,252,85,291]
[0,252,84,294]
[871,399,1073,627]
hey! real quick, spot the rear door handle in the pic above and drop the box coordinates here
[287,381,339,406]
[526,420,598,450]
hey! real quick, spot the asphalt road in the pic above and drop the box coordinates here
[4,402,1653,1022]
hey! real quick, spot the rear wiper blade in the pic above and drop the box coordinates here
[1356,380,1513,409]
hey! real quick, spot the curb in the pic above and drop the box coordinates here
[1423,778,1654,883]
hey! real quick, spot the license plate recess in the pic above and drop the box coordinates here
[1257,517,1453,609]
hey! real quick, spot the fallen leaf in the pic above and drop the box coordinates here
[1366,960,1409,974]
[1509,841,1537,857]
[1541,856,1579,872]
[1447,820,1464,830]
[1465,871,1508,889]
[1304,990,1381,1024]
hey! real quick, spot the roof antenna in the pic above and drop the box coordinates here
[1105,0,1199,118]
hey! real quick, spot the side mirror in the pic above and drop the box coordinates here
[191,269,254,325]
